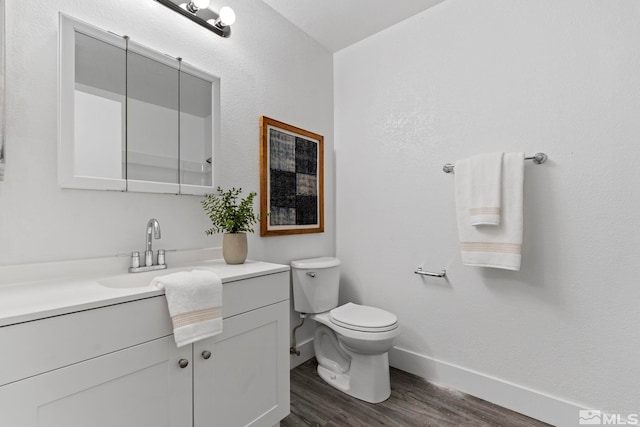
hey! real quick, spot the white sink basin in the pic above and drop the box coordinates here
[98,263,225,289]
[98,268,181,289]
[97,260,284,289]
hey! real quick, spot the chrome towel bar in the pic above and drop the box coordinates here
[442,152,548,173]
[414,267,447,278]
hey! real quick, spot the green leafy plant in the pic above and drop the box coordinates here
[201,187,259,235]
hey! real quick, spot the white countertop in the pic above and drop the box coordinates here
[0,254,289,328]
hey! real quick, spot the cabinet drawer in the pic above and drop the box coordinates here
[221,271,289,318]
[0,296,172,386]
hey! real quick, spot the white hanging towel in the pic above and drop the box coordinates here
[455,152,525,271]
[469,152,504,226]
[152,269,223,347]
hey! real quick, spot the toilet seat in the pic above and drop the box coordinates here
[330,303,398,332]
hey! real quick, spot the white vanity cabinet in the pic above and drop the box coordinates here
[0,268,290,427]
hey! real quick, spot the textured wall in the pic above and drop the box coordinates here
[335,0,640,421]
[0,0,334,266]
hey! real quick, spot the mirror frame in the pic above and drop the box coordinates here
[58,14,220,195]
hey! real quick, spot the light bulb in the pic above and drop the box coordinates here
[218,6,236,26]
[192,0,210,8]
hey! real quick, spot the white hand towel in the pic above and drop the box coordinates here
[455,152,525,271]
[152,269,223,347]
[469,152,504,226]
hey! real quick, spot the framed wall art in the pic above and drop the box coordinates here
[260,116,324,236]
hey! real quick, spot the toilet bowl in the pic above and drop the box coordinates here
[311,304,400,403]
[290,257,400,404]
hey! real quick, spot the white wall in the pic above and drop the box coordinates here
[0,0,334,266]
[335,0,640,424]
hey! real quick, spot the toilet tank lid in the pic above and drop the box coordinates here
[291,257,341,269]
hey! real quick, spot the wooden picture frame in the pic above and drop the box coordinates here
[260,116,324,236]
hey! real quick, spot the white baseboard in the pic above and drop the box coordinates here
[289,337,315,369]
[389,346,585,427]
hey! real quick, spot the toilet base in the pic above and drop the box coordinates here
[316,352,391,404]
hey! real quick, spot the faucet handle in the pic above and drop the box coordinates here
[145,250,154,267]
[130,252,140,269]
[157,249,166,266]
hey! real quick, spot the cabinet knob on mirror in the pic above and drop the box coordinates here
[201,350,212,360]
[178,358,189,368]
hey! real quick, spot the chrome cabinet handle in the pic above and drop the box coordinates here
[178,358,189,368]
[201,350,212,360]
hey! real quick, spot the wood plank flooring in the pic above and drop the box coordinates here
[282,359,553,427]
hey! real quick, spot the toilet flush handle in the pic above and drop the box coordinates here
[306,271,316,278]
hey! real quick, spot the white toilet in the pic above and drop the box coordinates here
[291,257,400,403]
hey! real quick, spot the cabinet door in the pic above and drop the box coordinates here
[0,336,192,427]
[178,63,220,196]
[126,41,180,194]
[58,14,127,191]
[194,301,290,427]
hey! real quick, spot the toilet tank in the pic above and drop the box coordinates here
[291,257,341,314]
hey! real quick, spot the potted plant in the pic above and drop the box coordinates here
[201,187,259,264]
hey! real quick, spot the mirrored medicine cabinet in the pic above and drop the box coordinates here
[59,14,220,195]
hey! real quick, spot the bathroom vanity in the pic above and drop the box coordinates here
[0,257,290,427]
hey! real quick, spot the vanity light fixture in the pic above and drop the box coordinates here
[155,0,235,38]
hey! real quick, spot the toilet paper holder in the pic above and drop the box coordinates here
[414,267,447,278]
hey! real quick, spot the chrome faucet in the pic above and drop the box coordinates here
[145,218,161,267]
[128,219,167,273]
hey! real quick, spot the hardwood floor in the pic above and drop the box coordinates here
[282,359,552,427]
